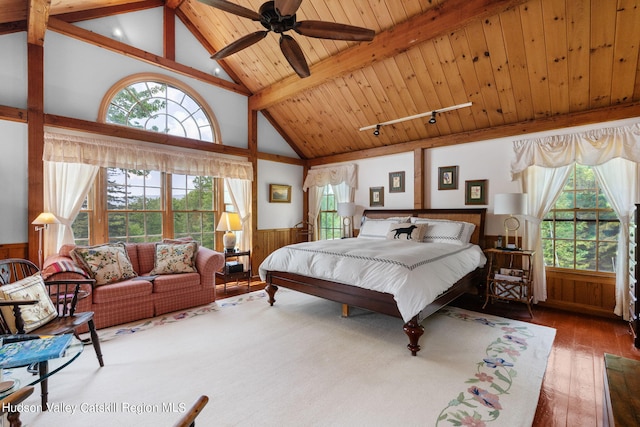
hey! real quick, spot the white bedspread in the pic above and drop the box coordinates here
[258,238,487,322]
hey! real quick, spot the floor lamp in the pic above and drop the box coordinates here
[337,202,356,238]
[32,212,60,269]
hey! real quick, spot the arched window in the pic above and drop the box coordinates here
[73,75,228,249]
[99,73,221,142]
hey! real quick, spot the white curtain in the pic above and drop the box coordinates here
[225,178,252,251]
[303,164,357,240]
[308,187,325,241]
[521,165,572,303]
[512,121,640,317]
[43,161,99,258]
[592,158,637,319]
[302,164,357,190]
[44,132,253,180]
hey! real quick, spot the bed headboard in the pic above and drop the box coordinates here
[361,208,487,248]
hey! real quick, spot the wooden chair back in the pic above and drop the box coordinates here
[0,258,39,285]
[172,395,209,427]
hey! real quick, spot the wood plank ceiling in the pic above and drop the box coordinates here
[2,0,640,162]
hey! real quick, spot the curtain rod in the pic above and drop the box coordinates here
[358,102,473,131]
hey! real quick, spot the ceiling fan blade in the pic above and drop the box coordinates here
[295,20,375,41]
[279,34,310,78]
[198,0,262,21]
[211,31,269,59]
[274,0,302,17]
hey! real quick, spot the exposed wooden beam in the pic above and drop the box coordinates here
[53,0,164,23]
[249,0,529,111]
[27,0,50,46]
[44,114,251,158]
[0,105,27,123]
[163,6,175,61]
[47,17,251,96]
[0,21,27,36]
[307,102,640,166]
[257,152,305,166]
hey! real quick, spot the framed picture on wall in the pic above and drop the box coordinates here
[438,166,458,190]
[369,186,384,207]
[269,184,291,203]
[465,180,488,205]
[389,171,405,193]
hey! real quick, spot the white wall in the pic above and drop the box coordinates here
[0,32,27,109]
[0,121,28,243]
[257,160,304,229]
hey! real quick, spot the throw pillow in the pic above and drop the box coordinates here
[0,274,57,333]
[70,243,138,285]
[150,242,198,275]
[385,223,427,241]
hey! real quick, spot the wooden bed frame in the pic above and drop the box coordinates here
[264,208,487,356]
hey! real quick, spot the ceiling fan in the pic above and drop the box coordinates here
[199,0,375,78]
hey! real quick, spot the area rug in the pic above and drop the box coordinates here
[21,290,555,427]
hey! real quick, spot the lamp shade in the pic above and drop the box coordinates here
[337,202,356,217]
[216,212,242,232]
[494,193,527,215]
[32,212,60,225]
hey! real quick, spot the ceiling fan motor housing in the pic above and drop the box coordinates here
[259,1,296,33]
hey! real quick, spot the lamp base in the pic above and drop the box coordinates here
[223,232,236,252]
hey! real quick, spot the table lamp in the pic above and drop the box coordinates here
[494,193,527,249]
[32,212,61,268]
[337,202,356,238]
[216,212,242,252]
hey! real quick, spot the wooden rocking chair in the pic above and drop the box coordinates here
[0,258,104,407]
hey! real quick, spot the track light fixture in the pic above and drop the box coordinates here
[358,102,472,133]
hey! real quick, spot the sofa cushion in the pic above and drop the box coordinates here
[0,274,57,333]
[91,278,153,304]
[136,243,157,275]
[152,273,201,293]
[71,243,138,285]
[150,242,198,275]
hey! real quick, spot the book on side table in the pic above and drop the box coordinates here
[0,334,74,369]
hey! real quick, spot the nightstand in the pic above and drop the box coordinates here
[483,248,535,317]
[216,250,251,293]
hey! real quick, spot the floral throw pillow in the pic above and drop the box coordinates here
[0,274,57,333]
[150,242,198,275]
[70,243,138,286]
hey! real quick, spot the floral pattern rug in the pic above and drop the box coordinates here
[88,291,268,342]
[435,307,551,427]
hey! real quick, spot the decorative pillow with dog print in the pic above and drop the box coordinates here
[385,223,427,241]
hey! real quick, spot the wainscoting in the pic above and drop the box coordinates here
[252,227,306,274]
[0,243,28,260]
[542,268,617,318]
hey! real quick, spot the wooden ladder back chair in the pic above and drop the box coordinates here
[172,395,209,427]
[0,385,35,427]
[0,259,104,408]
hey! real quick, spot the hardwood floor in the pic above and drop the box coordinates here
[218,282,640,427]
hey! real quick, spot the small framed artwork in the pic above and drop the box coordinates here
[438,166,458,190]
[389,171,405,193]
[369,186,384,207]
[269,184,291,203]
[465,179,488,205]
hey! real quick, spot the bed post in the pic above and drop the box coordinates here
[403,316,424,356]
[265,282,278,306]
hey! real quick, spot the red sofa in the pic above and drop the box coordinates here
[43,242,225,331]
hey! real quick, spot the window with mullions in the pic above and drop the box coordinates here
[541,164,619,272]
[318,185,342,240]
[72,75,223,247]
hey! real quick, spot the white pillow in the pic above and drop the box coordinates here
[358,217,410,239]
[412,218,476,244]
[0,274,57,333]
[386,223,427,241]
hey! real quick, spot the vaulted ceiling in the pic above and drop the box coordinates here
[2,0,640,164]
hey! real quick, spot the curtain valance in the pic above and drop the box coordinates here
[511,122,640,179]
[302,164,357,191]
[43,132,253,180]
